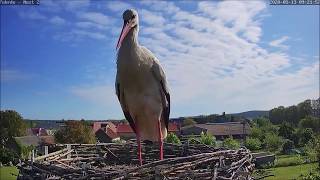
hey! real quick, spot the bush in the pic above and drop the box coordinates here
[300,171,320,180]
[199,132,216,146]
[282,139,294,154]
[263,133,283,152]
[54,120,96,144]
[299,128,314,146]
[245,138,262,151]
[0,147,18,164]
[249,126,263,140]
[275,155,304,167]
[223,137,240,149]
[166,133,181,145]
[303,138,319,163]
[182,118,196,127]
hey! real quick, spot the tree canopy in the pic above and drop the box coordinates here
[0,110,27,147]
[54,120,96,144]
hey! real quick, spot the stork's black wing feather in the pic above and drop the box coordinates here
[160,81,170,130]
[151,61,170,130]
[116,83,136,134]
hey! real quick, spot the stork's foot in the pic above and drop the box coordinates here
[157,120,164,160]
[137,132,143,166]
[159,140,163,160]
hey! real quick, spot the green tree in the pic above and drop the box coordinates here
[278,122,295,139]
[270,106,285,124]
[297,100,312,119]
[299,128,314,146]
[199,132,216,146]
[254,117,273,127]
[285,106,299,125]
[223,137,240,149]
[245,137,262,151]
[282,139,294,154]
[263,133,283,152]
[54,120,96,144]
[249,126,263,140]
[0,110,27,147]
[182,118,196,127]
[299,116,320,133]
[166,133,181,144]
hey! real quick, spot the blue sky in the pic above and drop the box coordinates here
[1,1,319,120]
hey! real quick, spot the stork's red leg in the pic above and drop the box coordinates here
[158,120,163,160]
[136,129,142,166]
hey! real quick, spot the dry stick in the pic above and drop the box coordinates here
[49,150,74,162]
[56,160,77,169]
[34,148,68,161]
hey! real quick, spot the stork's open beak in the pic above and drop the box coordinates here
[116,21,133,50]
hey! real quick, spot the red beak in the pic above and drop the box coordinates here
[116,21,132,50]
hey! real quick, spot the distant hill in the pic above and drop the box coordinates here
[230,110,269,120]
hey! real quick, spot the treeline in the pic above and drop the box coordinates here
[269,99,318,125]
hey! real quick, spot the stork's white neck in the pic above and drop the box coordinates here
[120,26,139,50]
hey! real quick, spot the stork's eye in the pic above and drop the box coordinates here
[132,15,136,19]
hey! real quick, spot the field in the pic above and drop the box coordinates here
[274,154,304,167]
[0,166,18,180]
[265,163,318,180]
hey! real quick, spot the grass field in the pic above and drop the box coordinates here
[0,166,18,180]
[265,163,317,180]
[275,154,304,167]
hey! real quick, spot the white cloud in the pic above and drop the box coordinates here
[106,1,132,13]
[78,12,114,26]
[25,1,317,117]
[198,1,266,43]
[269,36,290,50]
[140,1,179,15]
[18,10,46,20]
[140,9,165,27]
[49,16,66,25]
[75,21,108,30]
[54,29,107,42]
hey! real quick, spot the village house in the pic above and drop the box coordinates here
[117,123,180,140]
[26,127,49,136]
[181,122,250,140]
[92,121,120,142]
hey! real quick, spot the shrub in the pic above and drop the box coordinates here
[249,126,263,140]
[245,137,262,151]
[303,138,319,163]
[0,147,18,164]
[299,128,314,146]
[199,132,216,146]
[263,133,283,152]
[54,120,96,144]
[300,171,320,180]
[275,155,304,167]
[166,133,181,145]
[223,137,240,149]
[182,118,196,127]
[282,139,294,154]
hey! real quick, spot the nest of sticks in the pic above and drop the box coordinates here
[17,142,255,180]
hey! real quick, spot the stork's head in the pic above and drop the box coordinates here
[116,9,139,49]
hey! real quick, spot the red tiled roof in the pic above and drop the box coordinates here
[40,136,55,145]
[106,127,119,139]
[168,123,179,132]
[117,123,179,133]
[117,124,133,133]
[28,128,48,136]
[93,122,117,133]
[190,122,250,136]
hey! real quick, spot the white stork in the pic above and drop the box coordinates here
[115,9,170,165]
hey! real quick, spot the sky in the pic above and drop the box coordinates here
[0,0,319,120]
